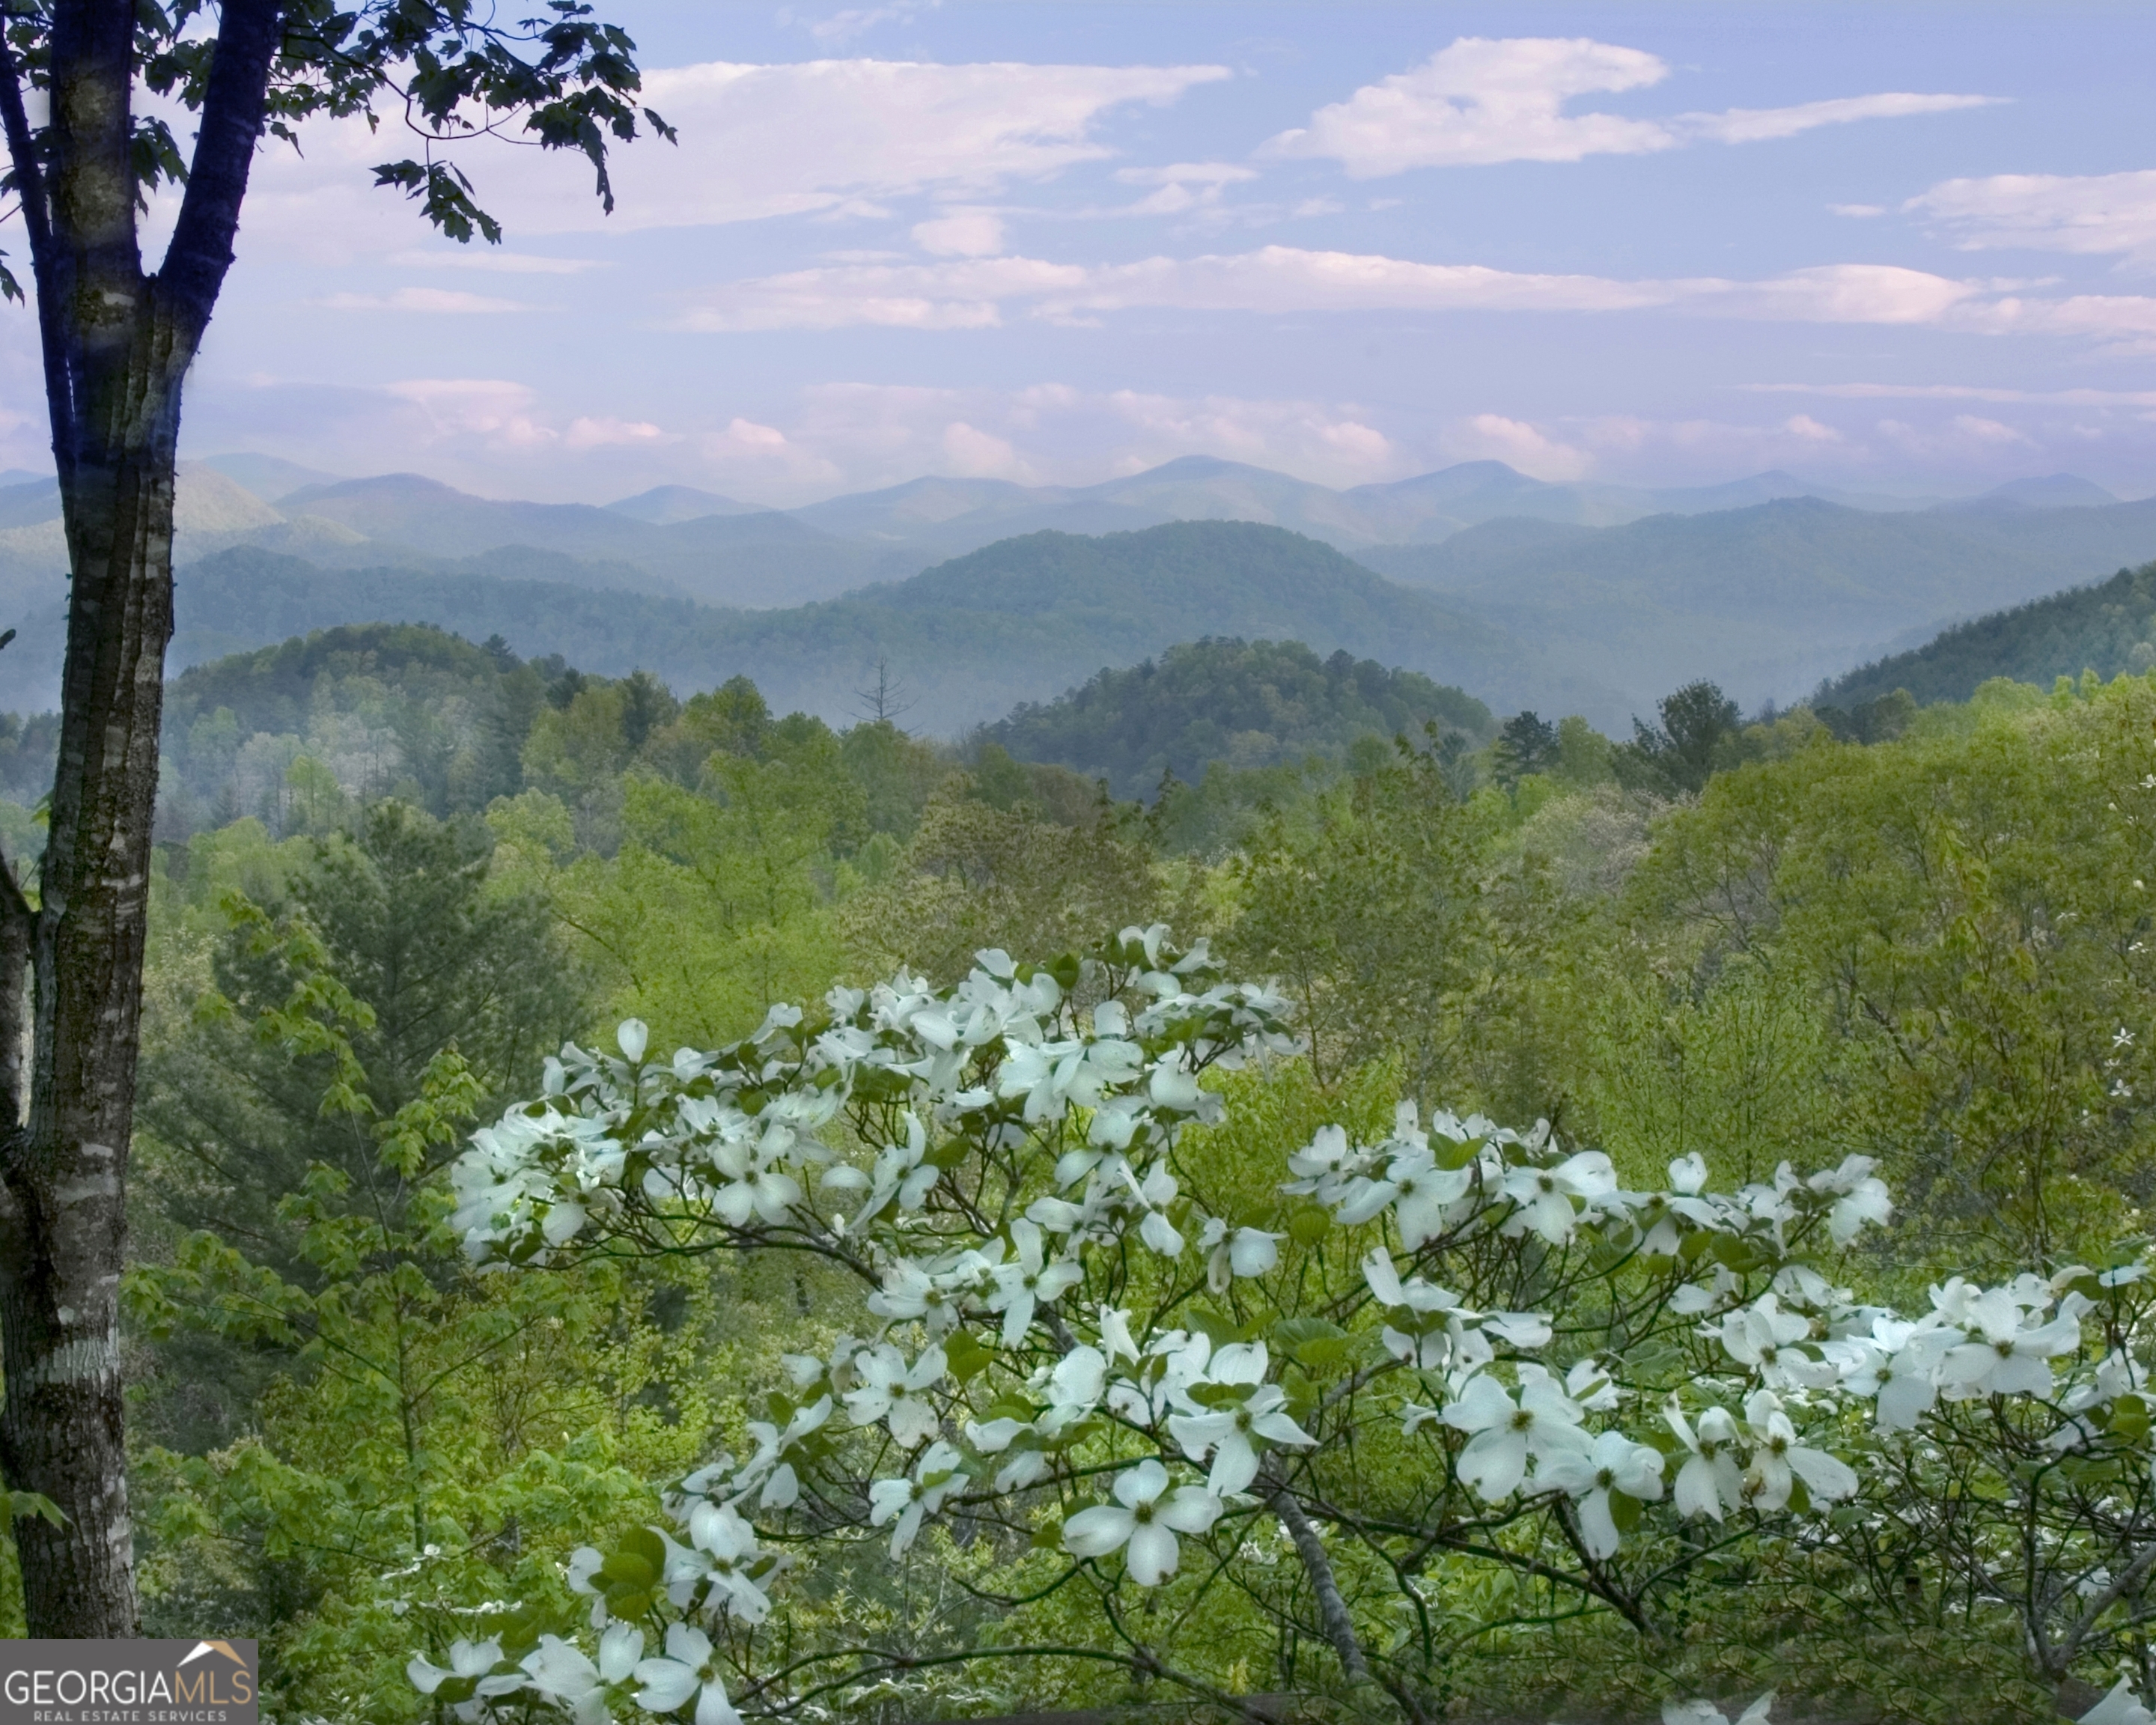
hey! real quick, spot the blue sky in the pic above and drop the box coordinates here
[14,1,2156,505]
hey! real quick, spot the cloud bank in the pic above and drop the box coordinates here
[1260,37,1994,176]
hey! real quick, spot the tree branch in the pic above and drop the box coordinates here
[1270,1485,1372,1686]
[0,10,77,469]
[2056,1529,2156,1673]
[159,0,286,335]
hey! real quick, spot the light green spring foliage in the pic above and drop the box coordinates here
[1621,670,2156,1271]
[103,658,2156,1723]
[127,897,722,1725]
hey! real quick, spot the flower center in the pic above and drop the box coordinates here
[1134,1502,1156,1524]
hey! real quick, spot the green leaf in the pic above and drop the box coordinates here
[1188,1303,1258,1347]
[1273,1316,1348,1352]
[945,1330,995,1384]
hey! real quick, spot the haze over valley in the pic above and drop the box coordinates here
[0,453,2143,732]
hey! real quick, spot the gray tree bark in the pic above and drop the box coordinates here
[0,0,285,1636]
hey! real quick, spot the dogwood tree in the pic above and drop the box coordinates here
[409,929,2156,1724]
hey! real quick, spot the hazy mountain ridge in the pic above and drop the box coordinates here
[1361,493,2156,712]
[0,449,1973,618]
[0,522,1612,734]
[0,457,2148,728]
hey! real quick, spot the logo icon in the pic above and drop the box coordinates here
[0,1637,258,1724]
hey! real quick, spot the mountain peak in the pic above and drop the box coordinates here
[1982,473,2118,509]
[606,484,753,525]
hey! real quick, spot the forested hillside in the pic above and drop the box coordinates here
[1818,559,2156,708]
[92,615,2156,1725]
[981,636,1493,797]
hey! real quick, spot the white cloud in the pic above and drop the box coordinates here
[227,57,1230,261]
[1708,263,1977,325]
[680,255,1084,330]
[1907,169,2156,267]
[913,208,1008,256]
[1782,414,1843,442]
[749,380,1410,496]
[564,416,669,450]
[383,379,558,446]
[1875,413,2035,456]
[314,287,533,314]
[1108,160,1261,218]
[1444,413,1592,480]
[1681,92,1996,145]
[1747,381,2156,407]
[1100,388,1400,482]
[387,249,603,275]
[1829,204,1886,219]
[695,418,847,493]
[794,1,940,46]
[1950,290,2156,350]
[1262,37,1672,175]
[677,246,1986,331]
[1115,162,1261,187]
[939,420,1029,476]
[1260,37,1994,177]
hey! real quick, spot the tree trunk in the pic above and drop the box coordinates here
[0,0,283,1631]
[0,407,183,1637]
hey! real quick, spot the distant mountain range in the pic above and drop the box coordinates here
[0,455,2149,730]
[0,450,1996,618]
[0,523,1619,733]
[1359,493,2156,712]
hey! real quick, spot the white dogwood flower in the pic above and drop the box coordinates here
[1169,1383,1316,1496]
[868,1440,967,1556]
[1741,1390,1857,1511]
[844,1344,947,1447]
[1940,1288,2082,1398]
[1500,1151,1616,1244]
[523,1625,643,1725]
[1666,1399,1746,1523]
[1441,1368,1591,1501]
[1535,1429,1666,1558]
[1663,1694,1775,1725]
[2082,1679,2156,1725]
[987,1219,1083,1345]
[633,1623,740,1725]
[1062,1458,1222,1586]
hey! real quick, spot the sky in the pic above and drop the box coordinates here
[9,1,2156,506]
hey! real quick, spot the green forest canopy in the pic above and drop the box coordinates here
[978,637,1494,799]
[103,640,2156,1725]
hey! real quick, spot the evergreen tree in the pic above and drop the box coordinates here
[133,803,588,1451]
[1618,680,1742,794]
